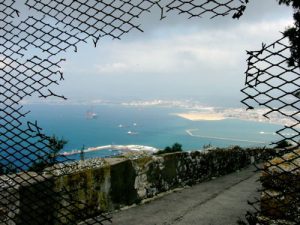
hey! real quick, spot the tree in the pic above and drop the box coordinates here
[203,143,213,149]
[0,162,17,175]
[275,140,292,148]
[164,146,172,153]
[155,142,183,155]
[29,135,67,172]
[171,143,183,152]
[277,0,300,67]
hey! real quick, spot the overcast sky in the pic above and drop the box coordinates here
[28,0,294,107]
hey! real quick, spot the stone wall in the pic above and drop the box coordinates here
[0,147,271,225]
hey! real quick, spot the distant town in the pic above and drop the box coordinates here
[21,99,296,126]
[121,99,296,126]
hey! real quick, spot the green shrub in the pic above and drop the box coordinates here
[155,143,183,155]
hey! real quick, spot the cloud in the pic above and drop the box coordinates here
[91,17,293,76]
[58,1,293,105]
[237,19,293,37]
[95,62,130,73]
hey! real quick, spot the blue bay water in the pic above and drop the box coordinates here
[24,104,282,158]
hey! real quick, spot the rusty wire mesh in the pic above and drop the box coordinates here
[1,0,250,224]
[241,35,300,224]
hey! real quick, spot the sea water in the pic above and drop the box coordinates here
[23,104,282,159]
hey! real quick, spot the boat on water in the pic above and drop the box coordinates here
[127,130,138,135]
[86,110,98,119]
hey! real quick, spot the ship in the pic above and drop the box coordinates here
[86,110,98,119]
[127,130,138,135]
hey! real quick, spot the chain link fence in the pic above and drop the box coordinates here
[241,33,300,225]
[1,1,250,224]
[2,0,299,225]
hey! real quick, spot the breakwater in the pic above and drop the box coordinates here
[186,129,268,144]
[60,145,158,156]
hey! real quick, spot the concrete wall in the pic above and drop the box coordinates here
[0,147,271,225]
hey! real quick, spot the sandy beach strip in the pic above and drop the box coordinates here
[175,112,225,121]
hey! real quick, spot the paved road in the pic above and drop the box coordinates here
[110,166,260,225]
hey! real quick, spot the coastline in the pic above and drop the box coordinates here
[174,111,295,127]
[60,145,158,156]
